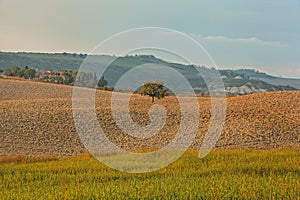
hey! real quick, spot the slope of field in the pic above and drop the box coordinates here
[0,79,299,156]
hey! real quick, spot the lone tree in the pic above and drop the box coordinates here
[22,66,36,79]
[141,81,168,103]
[97,76,108,87]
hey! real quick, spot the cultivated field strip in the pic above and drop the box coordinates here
[0,79,299,156]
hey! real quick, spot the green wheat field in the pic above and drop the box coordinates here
[1,150,299,199]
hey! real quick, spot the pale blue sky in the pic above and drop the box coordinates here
[0,0,299,77]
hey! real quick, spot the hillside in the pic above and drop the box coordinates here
[234,69,300,89]
[0,79,299,156]
[0,52,85,71]
[0,52,297,95]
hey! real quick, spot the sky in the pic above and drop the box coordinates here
[0,0,300,78]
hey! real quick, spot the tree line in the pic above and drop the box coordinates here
[2,66,169,102]
[1,66,109,88]
[4,66,36,79]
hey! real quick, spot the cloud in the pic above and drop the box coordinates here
[191,34,285,47]
[186,32,300,78]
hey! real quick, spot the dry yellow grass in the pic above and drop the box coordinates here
[0,78,299,156]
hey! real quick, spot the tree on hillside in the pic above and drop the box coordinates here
[141,81,168,103]
[4,68,12,76]
[11,67,21,76]
[61,70,75,84]
[97,76,108,87]
[4,67,21,76]
[22,66,36,79]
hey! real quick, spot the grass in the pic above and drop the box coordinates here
[0,150,299,199]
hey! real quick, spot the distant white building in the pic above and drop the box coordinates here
[234,75,243,79]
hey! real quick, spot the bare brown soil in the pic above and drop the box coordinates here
[0,79,299,156]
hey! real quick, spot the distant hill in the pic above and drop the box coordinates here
[233,69,300,90]
[0,52,85,71]
[0,52,298,95]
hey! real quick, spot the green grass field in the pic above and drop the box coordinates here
[1,150,299,199]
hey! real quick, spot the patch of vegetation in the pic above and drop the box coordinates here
[4,66,36,79]
[97,76,108,88]
[141,81,169,103]
[0,150,299,199]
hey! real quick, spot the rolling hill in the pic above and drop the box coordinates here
[0,51,298,95]
[234,69,300,89]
